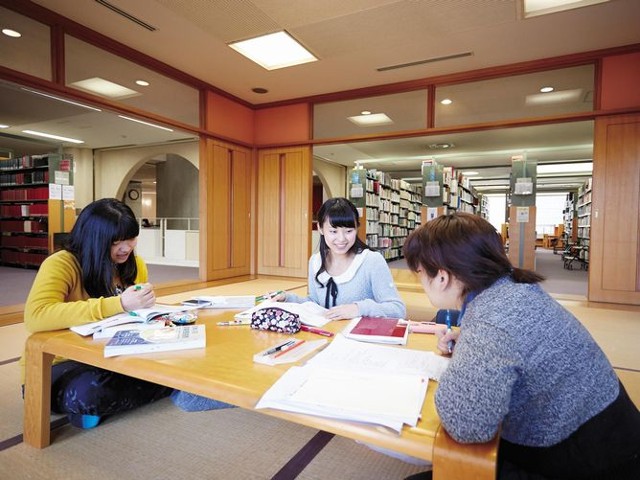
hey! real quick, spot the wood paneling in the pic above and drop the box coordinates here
[257,146,311,278]
[590,114,640,305]
[508,206,536,271]
[200,139,252,281]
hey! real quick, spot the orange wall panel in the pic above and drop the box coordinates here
[205,92,254,144]
[254,103,311,145]
[600,52,640,110]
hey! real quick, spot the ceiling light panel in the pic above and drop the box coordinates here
[347,113,394,127]
[522,0,610,18]
[229,31,317,70]
[70,77,140,99]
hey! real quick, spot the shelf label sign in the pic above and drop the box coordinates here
[516,207,529,223]
[54,170,70,185]
[49,183,62,200]
[63,185,75,201]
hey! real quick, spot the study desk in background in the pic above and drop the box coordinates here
[24,295,498,480]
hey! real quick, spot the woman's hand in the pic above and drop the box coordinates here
[325,303,359,320]
[436,327,460,355]
[120,283,155,311]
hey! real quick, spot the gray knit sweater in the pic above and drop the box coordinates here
[285,249,406,318]
[435,276,619,447]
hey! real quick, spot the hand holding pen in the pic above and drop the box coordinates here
[121,283,155,311]
[436,327,459,356]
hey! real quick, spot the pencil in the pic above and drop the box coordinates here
[273,340,306,358]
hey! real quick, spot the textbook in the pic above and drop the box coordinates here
[182,295,256,309]
[256,336,450,432]
[234,301,331,327]
[104,324,206,358]
[71,305,197,337]
[92,320,167,340]
[341,316,409,345]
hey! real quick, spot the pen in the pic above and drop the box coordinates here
[256,290,285,302]
[217,319,251,326]
[134,285,143,291]
[274,340,306,358]
[262,340,296,356]
[300,325,334,337]
[445,315,454,354]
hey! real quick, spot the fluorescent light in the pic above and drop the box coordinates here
[2,28,21,38]
[70,77,140,99]
[538,162,592,175]
[348,113,394,127]
[0,124,9,129]
[22,88,102,111]
[118,115,174,131]
[525,89,583,105]
[463,171,479,175]
[522,0,610,18]
[22,130,84,144]
[229,31,318,70]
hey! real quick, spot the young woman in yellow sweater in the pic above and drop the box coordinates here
[22,198,171,428]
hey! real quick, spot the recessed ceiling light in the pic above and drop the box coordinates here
[540,86,554,93]
[70,77,140,99]
[135,80,150,86]
[347,113,394,127]
[360,110,372,115]
[252,87,268,94]
[2,28,21,38]
[22,130,84,144]
[229,31,318,71]
[428,143,454,149]
[440,98,453,105]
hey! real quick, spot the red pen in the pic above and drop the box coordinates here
[300,325,334,337]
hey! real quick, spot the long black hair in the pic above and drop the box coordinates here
[315,197,370,286]
[403,212,544,298]
[64,198,140,297]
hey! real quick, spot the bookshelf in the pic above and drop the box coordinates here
[0,153,74,268]
[422,162,481,221]
[576,177,592,266]
[350,167,422,261]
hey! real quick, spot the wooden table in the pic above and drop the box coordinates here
[24,305,497,480]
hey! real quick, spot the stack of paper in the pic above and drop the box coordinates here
[255,335,450,432]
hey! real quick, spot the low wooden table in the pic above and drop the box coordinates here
[24,305,497,479]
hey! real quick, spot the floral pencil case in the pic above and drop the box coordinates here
[251,307,301,334]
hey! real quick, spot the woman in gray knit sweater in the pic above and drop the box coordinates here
[403,213,640,479]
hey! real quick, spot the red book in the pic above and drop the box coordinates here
[342,316,409,345]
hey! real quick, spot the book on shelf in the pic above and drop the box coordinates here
[255,335,450,432]
[341,316,409,345]
[71,304,197,337]
[182,295,256,309]
[104,324,206,358]
[234,301,331,327]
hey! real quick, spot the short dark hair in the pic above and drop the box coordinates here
[65,198,139,297]
[315,197,370,285]
[403,212,543,297]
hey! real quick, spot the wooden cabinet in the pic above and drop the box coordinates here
[589,114,640,305]
[257,146,311,278]
[200,139,252,280]
[0,153,74,268]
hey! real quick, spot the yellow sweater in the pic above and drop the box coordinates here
[20,249,149,381]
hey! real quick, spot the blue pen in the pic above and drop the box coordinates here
[445,311,454,354]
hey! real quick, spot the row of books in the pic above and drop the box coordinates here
[1,186,49,200]
[0,203,48,216]
[0,250,48,265]
[1,235,49,249]
[0,154,50,170]
[0,220,48,233]
[0,170,50,186]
